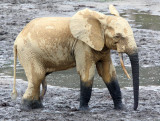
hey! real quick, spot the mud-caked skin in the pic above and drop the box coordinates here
[79,80,93,111]
[105,78,124,110]
[21,99,43,110]
[12,5,139,111]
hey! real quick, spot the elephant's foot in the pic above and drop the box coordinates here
[79,80,93,112]
[114,102,125,110]
[21,99,43,110]
[79,105,90,111]
[105,79,124,110]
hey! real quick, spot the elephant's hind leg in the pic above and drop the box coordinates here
[40,79,47,100]
[21,61,46,110]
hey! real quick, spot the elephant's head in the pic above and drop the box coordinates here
[70,5,139,110]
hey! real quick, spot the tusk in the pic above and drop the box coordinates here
[119,53,131,79]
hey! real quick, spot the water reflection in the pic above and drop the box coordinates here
[121,9,160,31]
[1,66,159,88]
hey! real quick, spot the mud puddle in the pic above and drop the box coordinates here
[1,66,160,88]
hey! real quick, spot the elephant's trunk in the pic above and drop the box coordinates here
[128,53,139,110]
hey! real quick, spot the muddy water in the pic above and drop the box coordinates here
[0,0,160,88]
[0,66,160,88]
[121,9,160,31]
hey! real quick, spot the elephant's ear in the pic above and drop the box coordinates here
[109,5,120,16]
[70,8,105,51]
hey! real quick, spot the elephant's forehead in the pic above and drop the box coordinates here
[107,16,133,36]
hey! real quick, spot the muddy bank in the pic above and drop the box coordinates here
[0,77,160,121]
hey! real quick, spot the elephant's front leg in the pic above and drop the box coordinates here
[78,62,95,110]
[75,49,96,111]
[96,58,123,110]
[79,78,93,111]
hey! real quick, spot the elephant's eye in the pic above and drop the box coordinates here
[114,42,118,45]
[114,33,122,39]
[115,35,121,39]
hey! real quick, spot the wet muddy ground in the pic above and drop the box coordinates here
[0,0,160,120]
[1,77,160,121]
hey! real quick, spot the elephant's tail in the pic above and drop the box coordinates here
[11,44,18,100]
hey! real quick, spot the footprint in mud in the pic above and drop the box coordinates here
[0,102,10,107]
[139,38,147,45]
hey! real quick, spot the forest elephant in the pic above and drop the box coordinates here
[12,5,139,111]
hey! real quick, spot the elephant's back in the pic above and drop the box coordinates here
[15,17,74,53]
[19,17,72,42]
[15,17,76,72]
